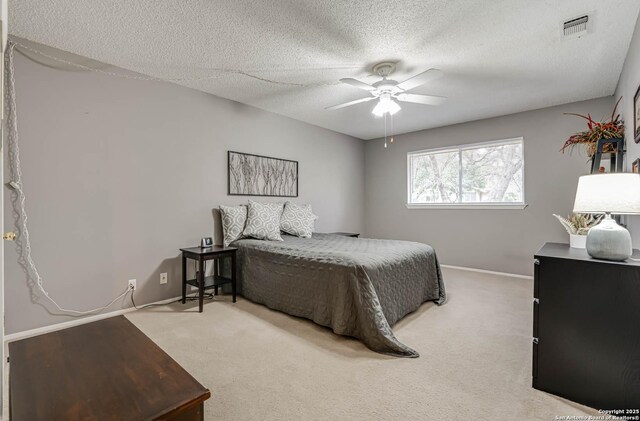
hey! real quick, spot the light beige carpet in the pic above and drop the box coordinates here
[126,267,598,421]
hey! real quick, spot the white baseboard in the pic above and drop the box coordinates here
[441,264,533,280]
[4,295,183,343]
[4,266,530,342]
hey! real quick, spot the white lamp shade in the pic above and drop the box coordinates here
[573,173,640,214]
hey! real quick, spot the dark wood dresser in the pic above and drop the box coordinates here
[9,316,210,420]
[533,243,640,409]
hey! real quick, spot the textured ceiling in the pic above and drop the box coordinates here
[9,0,640,140]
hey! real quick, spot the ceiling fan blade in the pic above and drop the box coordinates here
[396,93,447,106]
[339,78,377,91]
[396,69,443,92]
[325,96,376,110]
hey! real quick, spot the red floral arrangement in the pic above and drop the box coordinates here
[560,97,625,157]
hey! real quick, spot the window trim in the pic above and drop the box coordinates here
[406,203,528,210]
[406,137,526,209]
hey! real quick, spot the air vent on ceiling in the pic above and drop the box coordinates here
[563,15,589,38]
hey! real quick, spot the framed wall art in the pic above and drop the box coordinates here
[228,151,298,197]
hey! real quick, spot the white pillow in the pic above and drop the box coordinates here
[242,200,284,241]
[219,204,248,247]
[280,202,315,238]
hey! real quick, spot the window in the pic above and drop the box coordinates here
[407,138,525,209]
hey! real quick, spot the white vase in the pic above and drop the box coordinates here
[569,234,587,249]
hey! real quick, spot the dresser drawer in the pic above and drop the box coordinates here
[532,337,538,382]
[533,258,540,299]
[532,298,539,338]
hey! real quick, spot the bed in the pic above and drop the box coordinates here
[231,233,446,357]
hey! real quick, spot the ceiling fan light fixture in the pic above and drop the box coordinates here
[372,95,401,117]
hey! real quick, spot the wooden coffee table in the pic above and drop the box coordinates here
[9,316,210,420]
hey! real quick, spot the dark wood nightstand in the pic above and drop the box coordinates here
[180,246,237,312]
[328,232,360,238]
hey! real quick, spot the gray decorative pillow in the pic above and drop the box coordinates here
[219,204,248,247]
[280,202,315,238]
[242,200,284,241]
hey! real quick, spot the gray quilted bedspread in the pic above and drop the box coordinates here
[232,233,446,357]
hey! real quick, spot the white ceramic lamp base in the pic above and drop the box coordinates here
[585,214,632,261]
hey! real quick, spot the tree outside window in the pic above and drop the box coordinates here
[408,138,524,205]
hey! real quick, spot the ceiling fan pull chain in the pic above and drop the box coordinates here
[390,114,394,144]
[384,113,388,149]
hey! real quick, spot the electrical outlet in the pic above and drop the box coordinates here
[128,279,137,290]
[160,272,168,285]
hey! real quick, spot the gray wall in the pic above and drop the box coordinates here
[5,52,364,334]
[9,27,635,333]
[364,97,615,276]
[615,13,640,244]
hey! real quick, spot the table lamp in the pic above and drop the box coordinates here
[573,173,640,261]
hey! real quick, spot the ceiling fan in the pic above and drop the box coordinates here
[326,62,446,116]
